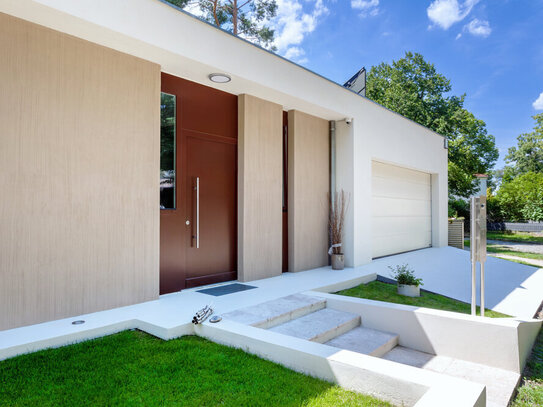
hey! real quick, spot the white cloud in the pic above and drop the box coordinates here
[457,18,491,39]
[427,0,479,30]
[183,2,205,18]
[271,0,329,63]
[534,92,543,110]
[464,18,491,37]
[283,46,307,63]
[351,0,379,17]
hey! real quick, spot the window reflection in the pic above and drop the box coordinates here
[160,93,176,209]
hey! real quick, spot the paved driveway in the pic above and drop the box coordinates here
[366,246,543,319]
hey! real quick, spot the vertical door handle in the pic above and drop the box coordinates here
[195,176,200,249]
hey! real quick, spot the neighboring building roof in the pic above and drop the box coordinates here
[343,67,366,97]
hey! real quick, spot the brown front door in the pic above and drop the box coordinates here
[160,73,237,294]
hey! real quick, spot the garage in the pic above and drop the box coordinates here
[372,161,432,258]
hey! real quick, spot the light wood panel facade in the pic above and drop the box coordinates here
[288,110,330,272]
[448,219,465,250]
[0,14,160,331]
[238,94,283,281]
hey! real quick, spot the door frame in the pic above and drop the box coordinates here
[159,72,238,294]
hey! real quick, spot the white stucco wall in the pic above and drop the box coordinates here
[1,0,449,268]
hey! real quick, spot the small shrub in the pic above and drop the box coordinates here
[389,264,423,287]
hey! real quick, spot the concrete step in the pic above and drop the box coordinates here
[268,308,361,343]
[222,294,326,329]
[382,346,520,407]
[325,326,399,357]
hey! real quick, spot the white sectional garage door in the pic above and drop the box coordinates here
[372,161,432,258]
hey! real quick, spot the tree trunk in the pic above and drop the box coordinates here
[232,0,238,35]
[212,0,220,27]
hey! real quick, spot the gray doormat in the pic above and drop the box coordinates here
[197,283,257,297]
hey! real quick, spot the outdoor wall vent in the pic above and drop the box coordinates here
[71,320,85,325]
[209,73,231,83]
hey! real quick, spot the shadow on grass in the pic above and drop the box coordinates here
[0,330,392,407]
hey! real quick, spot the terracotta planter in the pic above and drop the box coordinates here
[331,254,345,270]
[398,284,420,297]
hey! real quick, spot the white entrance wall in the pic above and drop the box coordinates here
[372,161,432,258]
[0,0,449,269]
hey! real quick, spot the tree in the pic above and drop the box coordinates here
[166,0,277,49]
[366,52,499,199]
[494,172,543,222]
[503,113,543,181]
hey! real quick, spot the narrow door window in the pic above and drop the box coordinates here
[160,93,176,209]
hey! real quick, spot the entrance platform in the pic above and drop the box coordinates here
[1,247,542,361]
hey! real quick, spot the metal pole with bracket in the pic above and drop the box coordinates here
[470,174,488,316]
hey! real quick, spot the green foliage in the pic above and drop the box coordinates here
[448,197,469,219]
[494,172,543,222]
[504,113,543,179]
[166,0,278,50]
[486,231,543,244]
[512,328,543,407]
[366,52,499,198]
[336,281,509,318]
[486,191,504,222]
[388,264,423,287]
[0,330,392,407]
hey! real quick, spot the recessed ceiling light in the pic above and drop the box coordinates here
[208,73,231,83]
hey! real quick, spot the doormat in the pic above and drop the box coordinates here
[197,283,257,297]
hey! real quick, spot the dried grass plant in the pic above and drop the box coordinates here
[329,190,349,255]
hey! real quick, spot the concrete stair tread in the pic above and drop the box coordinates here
[222,294,326,328]
[382,346,520,407]
[268,308,361,343]
[325,326,399,357]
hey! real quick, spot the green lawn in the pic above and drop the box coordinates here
[487,247,543,261]
[0,330,392,407]
[512,328,543,407]
[336,281,510,318]
[464,239,542,266]
[487,231,543,244]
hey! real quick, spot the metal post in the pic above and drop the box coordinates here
[480,262,485,317]
[470,197,477,316]
[471,260,477,316]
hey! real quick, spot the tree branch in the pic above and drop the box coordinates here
[212,0,220,27]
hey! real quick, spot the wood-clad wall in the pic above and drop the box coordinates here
[0,13,160,331]
[448,219,465,250]
[288,110,330,272]
[238,94,283,281]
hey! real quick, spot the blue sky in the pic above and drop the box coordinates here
[265,0,543,169]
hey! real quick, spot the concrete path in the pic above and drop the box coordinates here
[366,247,543,319]
[491,253,543,268]
[487,239,543,254]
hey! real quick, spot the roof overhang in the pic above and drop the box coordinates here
[1,0,365,120]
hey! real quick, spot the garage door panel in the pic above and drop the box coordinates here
[372,161,432,258]
[373,161,430,185]
[373,232,432,259]
[372,216,431,239]
[372,196,431,218]
[372,177,431,200]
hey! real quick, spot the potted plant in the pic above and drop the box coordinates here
[389,264,423,297]
[329,190,349,270]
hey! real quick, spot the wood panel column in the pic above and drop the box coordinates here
[288,110,330,272]
[238,94,283,281]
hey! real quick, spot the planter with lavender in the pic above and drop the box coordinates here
[389,264,423,297]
